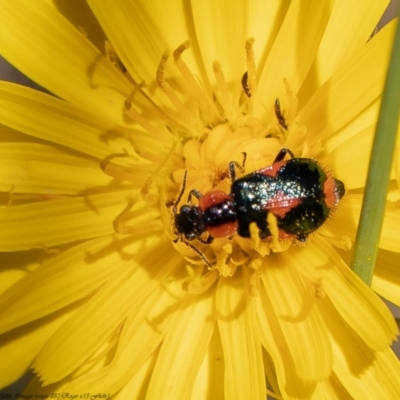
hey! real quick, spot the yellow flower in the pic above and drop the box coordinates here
[0,1,399,399]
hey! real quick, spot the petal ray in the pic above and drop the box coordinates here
[0,189,160,251]
[217,269,265,400]
[302,237,398,349]
[66,279,186,395]
[0,1,130,124]
[297,20,396,142]
[0,143,111,195]
[0,235,148,333]
[255,1,331,119]
[0,81,130,159]
[299,0,389,103]
[191,0,249,94]
[146,289,216,399]
[261,252,333,381]
[328,192,400,253]
[319,298,400,398]
[256,286,318,399]
[87,0,169,84]
[0,302,80,389]
[373,250,400,307]
[33,240,181,384]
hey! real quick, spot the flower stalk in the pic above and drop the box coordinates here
[351,17,400,285]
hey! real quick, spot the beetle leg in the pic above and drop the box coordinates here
[198,235,214,245]
[184,241,213,268]
[229,152,246,182]
[296,234,308,243]
[113,200,136,234]
[188,189,203,203]
[274,148,295,163]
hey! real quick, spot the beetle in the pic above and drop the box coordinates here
[170,148,345,250]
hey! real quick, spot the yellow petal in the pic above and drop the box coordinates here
[0,188,149,251]
[373,249,400,307]
[381,197,400,252]
[191,0,248,92]
[22,375,62,398]
[304,237,397,349]
[87,0,169,84]
[0,1,130,124]
[326,193,360,240]
[0,235,146,333]
[324,96,380,154]
[138,0,205,82]
[0,300,81,389]
[320,298,400,398]
[111,352,157,400]
[297,19,396,142]
[33,240,180,384]
[0,81,130,159]
[0,255,32,296]
[247,0,290,72]
[328,192,400,253]
[146,289,216,399]
[66,278,185,395]
[299,0,388,102]
[324,125,374,190]
[192,329,225,400]
[255,1,331,119]
[0,143,111,195]
[217,269,265,400]
[256,285,318,399]
[47,0,107,52]
[261,251,333,381]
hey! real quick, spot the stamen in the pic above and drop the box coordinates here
[124,92,164,137]
[248,258,262,296]
[173,41,217,116]
[156,53,194,118]
[113,199,163,235]
[213,61,236,120]
[100,152,146,183]
[100,151,131,171]
[105,41,127,74]
[322,232,352,250]
[248,222,274,256]
[105,39,158,113]
[274,99,288,130]
[113,199,135,234]
[78,322,123,369]
[242,72,251,97]
[34,244,60,264]
[245,38,257,95]
[7,186,67,205]
[267,213,281,251]
[249,222,261,249]
[215,244,237,277]
[183,269,219,294]
[265,388,282,400]
[312,281,326,299]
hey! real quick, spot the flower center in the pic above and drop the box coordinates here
[101,39,344,293]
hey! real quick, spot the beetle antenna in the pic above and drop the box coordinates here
[184,241,213,268]
[168,170,188,216]
[174,170,188,213]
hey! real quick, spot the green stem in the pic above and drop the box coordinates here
[350,19,400,286]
